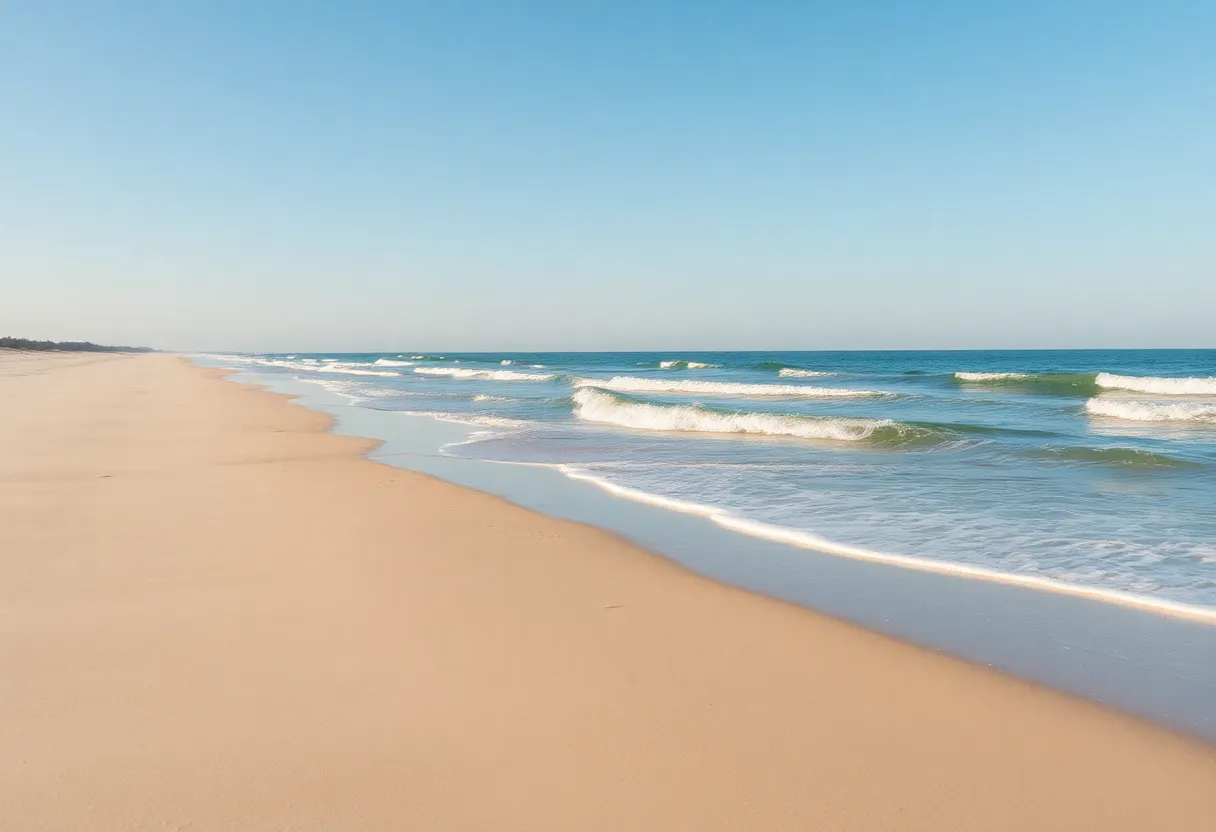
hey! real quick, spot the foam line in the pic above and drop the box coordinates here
[558,466,1216,625]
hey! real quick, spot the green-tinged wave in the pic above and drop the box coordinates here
[952,371,1101,396]
[1025,446,1198,468]
[572,388,979,449]
[907,421,1060,438]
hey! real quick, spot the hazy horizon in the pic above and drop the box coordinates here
[3,2,1213,352]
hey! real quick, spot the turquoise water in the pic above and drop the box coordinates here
[205,350,1216,615]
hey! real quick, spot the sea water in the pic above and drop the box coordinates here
[202,349,1216,616]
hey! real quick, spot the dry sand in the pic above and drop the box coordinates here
[1,351,1213,830]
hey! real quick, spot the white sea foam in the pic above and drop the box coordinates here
[295,360,398,376]
[1095,373,1216,395]
[373,358,415,366]
[501,359,514,365]
[777,368,835,378]
[1085,399,1216,423]
[954,371,1034,381]
[575,376,879,398]
[225,357,400,377]
[317,367,399,377]
[410,411,530,430]
[558,467,1216,625]
[659,359,719,369]
[297,377,402,402]
[414,366,555,381]
[571,388,887,441]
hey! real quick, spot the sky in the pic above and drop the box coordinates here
[1,1,1213,352]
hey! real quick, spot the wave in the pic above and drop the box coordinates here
[954,371,1033,381]
[777,368,835,378]
[414,366,555,382]
[953,370,1216,397]
[405,411,531,432]
[571,388,931,445]
[575,376,880,398]
[953,371,1099,396]
[313,366,399,377]
[223,356,400,377]
[298,377,405,401]
[557,467,1216,625]
[373,358,414,366]
[1085,399,1216,423]
[1095,373,1216,396]
[659,359,719,369]
[1026,446,1196,468]
[750,361,835,376]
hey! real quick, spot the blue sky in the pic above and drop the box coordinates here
[1,1,1213,351]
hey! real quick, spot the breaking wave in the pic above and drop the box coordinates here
[221,356,401,377]
[778,368,836,378]
[955,371,1216,397]
[1095,373,1216,395]
[571,388,933,445]
[575,376,880,398]
[414,367,555,382]
[659,359,719,369]
[954,372,1034,381]
[1085,399,1216,423]
[953,371,1099,396]
[373,358,414,366]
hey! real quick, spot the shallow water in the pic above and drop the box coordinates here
[202,349,1216,614]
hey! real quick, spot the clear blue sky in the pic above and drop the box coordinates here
[2,1,1213,351]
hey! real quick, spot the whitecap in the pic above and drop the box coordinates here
[576,376,880,398]
[1095,373,1216,395]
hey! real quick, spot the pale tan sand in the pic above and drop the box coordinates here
[1,351,1213,830]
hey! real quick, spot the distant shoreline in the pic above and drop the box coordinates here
[0,337,153,353]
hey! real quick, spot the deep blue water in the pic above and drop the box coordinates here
[204,350,1216,613]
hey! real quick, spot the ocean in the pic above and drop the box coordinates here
[204,349,1216,617]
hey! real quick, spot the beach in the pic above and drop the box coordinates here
[2,351,1214,830]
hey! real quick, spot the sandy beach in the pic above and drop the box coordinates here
[1,351,1213,830]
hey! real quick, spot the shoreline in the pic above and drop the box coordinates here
[558,462,1216,624]
[244,366,1216,742]
[3,352,1214,829]
[250,355,1216,627]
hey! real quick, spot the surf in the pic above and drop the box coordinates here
[953,371,1099,396]
[1095,373,1216,395]
[414,367,555,382]
[658,359,719,369]
[571,388,935,445]
[574,376,881,398]
[556,466,1216,625]
[1085,399,1216,423]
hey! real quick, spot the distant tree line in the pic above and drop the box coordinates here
[0,337,154,353]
